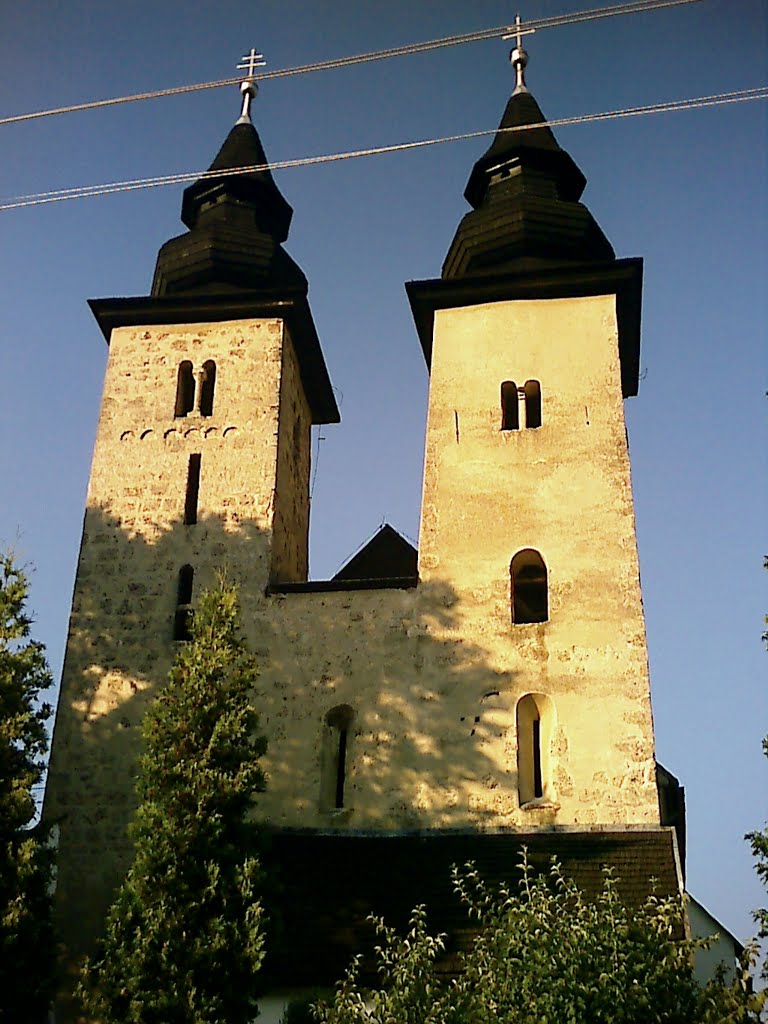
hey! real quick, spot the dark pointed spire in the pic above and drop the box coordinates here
[178,119,293,241]
[152,52,305,297]
[463,85,586,210]
[442,43,614,280]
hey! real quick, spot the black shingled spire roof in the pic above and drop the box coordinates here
[117,95,339,424]
[180,121,293,240]
[443,67,614,279]
[463,88,586,209]
[152,117,305,296]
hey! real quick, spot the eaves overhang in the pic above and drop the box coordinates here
[88,288,340,424]
[406,257,643,398]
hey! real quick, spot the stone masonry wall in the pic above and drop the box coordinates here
[417,293,659,824]
[46,298,660,1019]
[44,317,301,1001]
[271,325,312,583]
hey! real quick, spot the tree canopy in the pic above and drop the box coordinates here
[746,734,768,983]
[0,552,55,1024]
[313,856,764,1024]
[80,578,267,1024]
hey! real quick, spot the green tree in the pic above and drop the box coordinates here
[745,557,768,979]
[0,553,55,1024]
[314,856,765,1024]
[80,578,267,1024]
[746,735,768,980]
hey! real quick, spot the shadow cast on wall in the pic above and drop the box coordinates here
[44,502,533,934]
[43,499,682,1010]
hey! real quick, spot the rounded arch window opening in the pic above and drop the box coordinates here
[510,548,548,624]
[516,692,557,806]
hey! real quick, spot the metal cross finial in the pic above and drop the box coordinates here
[236,48,266,124]
[502,13,533,94]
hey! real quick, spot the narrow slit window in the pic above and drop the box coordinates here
[510,549,548,624]
[321,705,354,811]
[335,727,348,809]
[500,380,519,431]
[517,693,554,805]
[524,380,542,429]
[175,361,195,418]
[184,454,201,525]
[532,717,543,798]
[173,564,194,641]
[199,360,216,417]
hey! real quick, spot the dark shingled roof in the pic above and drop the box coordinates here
[180,121,293,241]
[442,81,614,279]
[137,114,340,423]
[463,89,586,209]
[152,120,305,297]
[261,828,682,987]
[332,524,418,583]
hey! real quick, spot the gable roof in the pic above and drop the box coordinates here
[332,524,418,583]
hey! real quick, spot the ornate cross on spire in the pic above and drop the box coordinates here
[236,48,266,125]
[502,14,532,94]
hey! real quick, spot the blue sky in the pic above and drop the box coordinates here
[1,0,765,943]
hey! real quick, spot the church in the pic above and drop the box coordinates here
[43,37,715,1022]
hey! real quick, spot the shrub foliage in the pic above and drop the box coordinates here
[314,855,765,1024]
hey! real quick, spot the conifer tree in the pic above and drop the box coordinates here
[80,578,267,1024]
[0,553,55,1024]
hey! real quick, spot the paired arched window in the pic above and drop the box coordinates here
[175,361,195,418]
[174,359,217,418]
[199,360,216,417]
[510,549,548,624]
[173,565,194,641]
[516,693,555,805]
[321,705,354,811]
[500,379,542,430]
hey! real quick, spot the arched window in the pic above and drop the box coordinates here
[199,360,216,417]
[175,361,195,418]
[184,454,201,525]
[523,380,542,429]
[510,549,548,624]
[516,693,556,805]
[321,705,354,811]
[500,380,519,431]
[173,565,194,641]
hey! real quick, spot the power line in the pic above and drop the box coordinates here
[0,0,705,128]
[1,84,764,213]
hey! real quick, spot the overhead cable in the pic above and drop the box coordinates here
[0,0,705,128]
[1,84,764,213]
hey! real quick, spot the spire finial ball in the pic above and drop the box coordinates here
[510,44,529,94]
[510,45,528,70]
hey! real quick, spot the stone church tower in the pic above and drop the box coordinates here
[44,47,682,1020]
